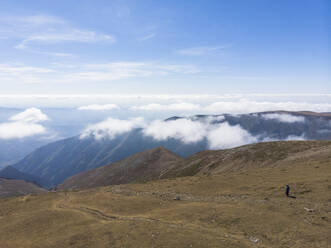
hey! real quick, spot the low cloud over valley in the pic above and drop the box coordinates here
[0,108,50,139]
[79,114,306,149]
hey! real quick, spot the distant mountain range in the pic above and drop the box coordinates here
[0,138,51,168]
[12,111,331,188]
[13,130,206,188]
[0,166,44,186]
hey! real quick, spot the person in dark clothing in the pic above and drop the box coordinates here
[285,184,290,197]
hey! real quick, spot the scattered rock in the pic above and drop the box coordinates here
[174,195,181,201]
[249,236,259,243]
[304,207,314,213]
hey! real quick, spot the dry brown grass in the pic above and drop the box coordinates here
[0,178,46,198]
[0,154,330,248]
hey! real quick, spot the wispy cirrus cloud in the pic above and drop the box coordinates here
[0,61,199,84]
[71,62,199,81]
[0,63,54,74]
[177,44,232,56]
[15,29,115,49]
[0,63,55,83]
[37,51,74,58]
[138,33,156,41]
[2,14,65,25]
[0,14,115,51]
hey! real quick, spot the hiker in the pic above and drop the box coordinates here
[285,184,290,197]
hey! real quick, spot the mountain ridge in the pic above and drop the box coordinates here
[0,166,44,186]
[161,140,331,178]
[58,147,181,190]
[59,140,331,191]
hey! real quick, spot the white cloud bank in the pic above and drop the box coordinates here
[0,122,47,139]
[284,135,306,141]
[0,108,49,139]
[80,117,145,140]
[77,104,119,111]
[204,100,331,114]
[207,122,257,149]
[262,113,305,123]
[1,94,330,110]
[143,119,207,143]
[81,117,257,149]
[9,107,49,123]
[132,99,331,114]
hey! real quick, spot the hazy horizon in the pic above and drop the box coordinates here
[0,0,330,157]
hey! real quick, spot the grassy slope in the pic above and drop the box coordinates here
[0,142,330,248]
[0,178,46,198]
[58,147,182,190]
[162,141,331,177]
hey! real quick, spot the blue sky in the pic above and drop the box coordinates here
[0,0,329,94]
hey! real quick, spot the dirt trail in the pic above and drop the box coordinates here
[51,194,249,246]
[108,186,255,203]
[55,202,181,227]
[52,194,186,228]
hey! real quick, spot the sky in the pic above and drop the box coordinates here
[0,0,329,95]
[0,0,330,158]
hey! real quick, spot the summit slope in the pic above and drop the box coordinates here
[59,147,181,190]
